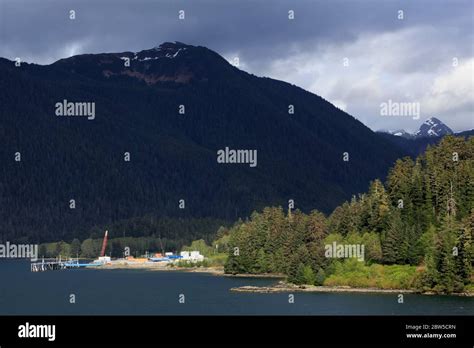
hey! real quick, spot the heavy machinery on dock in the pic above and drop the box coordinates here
[31,230,110,272]
[94,230,111,264]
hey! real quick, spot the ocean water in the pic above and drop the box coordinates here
[0,260,472,315]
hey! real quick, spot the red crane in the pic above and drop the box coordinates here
[100,230,108,257]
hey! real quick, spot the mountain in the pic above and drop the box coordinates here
[0,42,406,244]
[414,117,453,138]
[376,117,465,156]
[378,117,454,140]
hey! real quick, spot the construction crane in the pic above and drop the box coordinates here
[100,230,109,257]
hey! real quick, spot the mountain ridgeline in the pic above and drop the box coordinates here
[2,42,406,244]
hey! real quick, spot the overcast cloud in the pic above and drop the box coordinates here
[0,0,472,132]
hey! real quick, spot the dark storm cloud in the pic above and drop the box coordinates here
[0,0,472,131]
[0,0,469,63]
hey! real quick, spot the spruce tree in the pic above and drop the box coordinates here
[255,248,269,274]
[382,209,403,264]
[302,265,316,285]
[294,263,306,285]
[454,212,473,286]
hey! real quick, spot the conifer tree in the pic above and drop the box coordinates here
[382,209,403,264]
[368,180,390,232]
[454,211,473,286]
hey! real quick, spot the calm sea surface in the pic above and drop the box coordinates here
[1,260,472,315]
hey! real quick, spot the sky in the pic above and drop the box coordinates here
[0,0,473,132]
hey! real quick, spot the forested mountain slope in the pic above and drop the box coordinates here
[1,42,404,243]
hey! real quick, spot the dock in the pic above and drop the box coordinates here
[30,257,101,272]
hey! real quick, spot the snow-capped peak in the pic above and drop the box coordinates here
[414,117,453,138]
[378,117,454,139]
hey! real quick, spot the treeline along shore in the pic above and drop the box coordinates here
[40,136,473,295]
[223,136,473,295]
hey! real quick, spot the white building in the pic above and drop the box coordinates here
[180,251,204,262]
[96,256,111,264]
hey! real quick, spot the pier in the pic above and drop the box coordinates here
[30,257,100,272]
[30,258,68,272]
[31,231,109,272]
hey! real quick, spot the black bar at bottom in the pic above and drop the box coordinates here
[0,315,472,346]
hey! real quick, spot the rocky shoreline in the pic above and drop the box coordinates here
[91,264,474,296]
[230,281,414,294]
[230,281,474,296]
